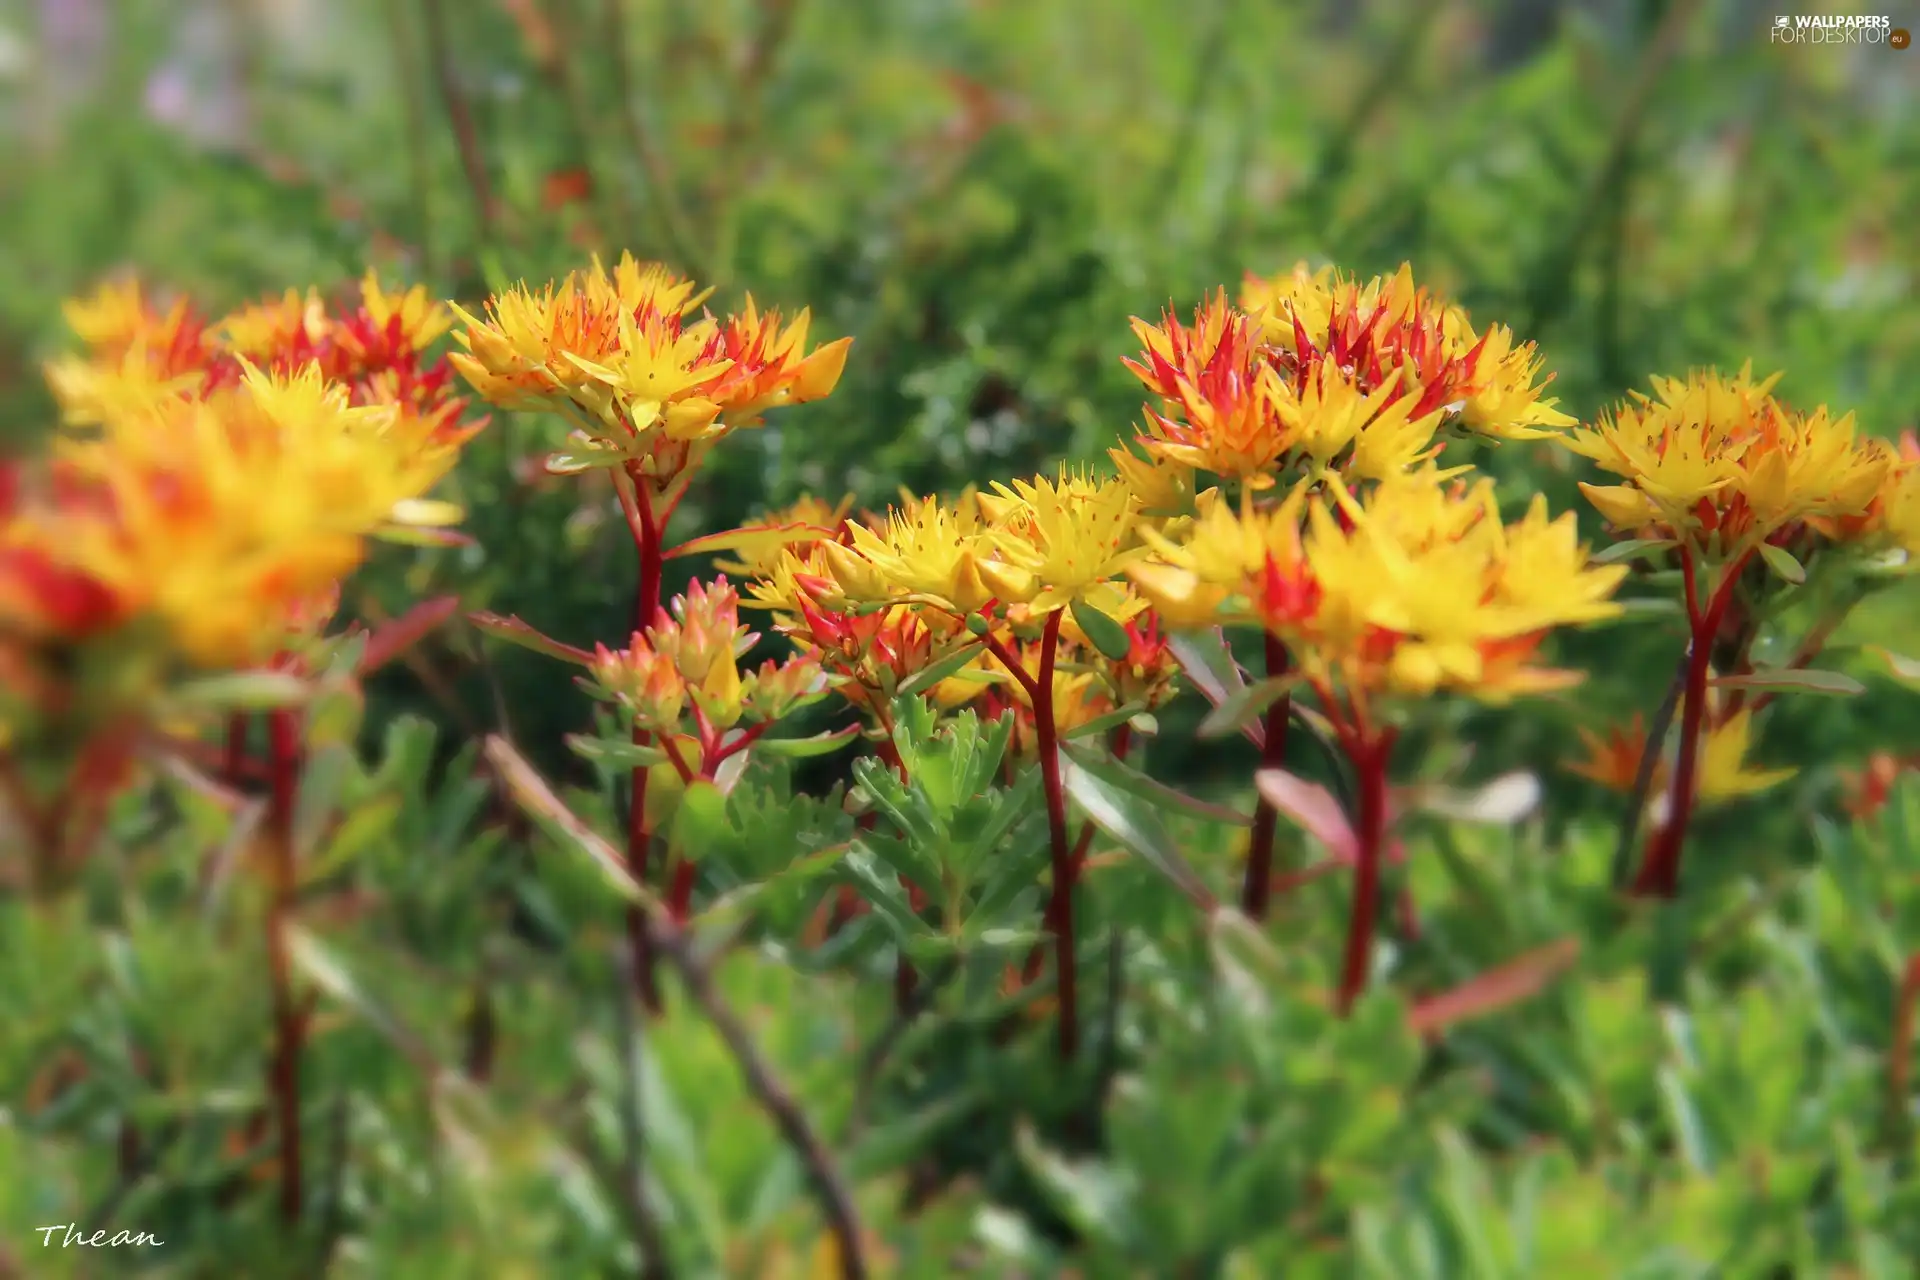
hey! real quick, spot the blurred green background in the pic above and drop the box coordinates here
[4,0,1916,818]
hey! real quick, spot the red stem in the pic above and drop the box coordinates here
[667,858,697,923]
[1892,952,1920,1132]
[1026,722,1132,984]
[625,464,668,1010]
[224,713,250,788]
[1633,547,1752,898]
[1032,610,1078,1060]
[1241,633,1292,919]
[1336,729,1394,1017]
[977,631,1040,699]
[264,708,304,1221]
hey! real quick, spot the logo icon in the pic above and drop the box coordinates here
[1893,26,1911,47]
[1775,13,1791,24]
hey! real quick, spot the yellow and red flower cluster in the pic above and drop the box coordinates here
[1124,262,1573,490]
[588,576,829,743]
[448,254,850,500]
[1564,364,1894,560]
[743,475,1181,753]
[4,274,482,706]
[1132,473,1626,707]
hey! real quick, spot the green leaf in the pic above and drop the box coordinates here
[1070,597,1134,662]
[545,449,626,474]
[896,641,989,697]
[292,743,354,861]
[1062,741,1250,827]
[1596,597,1686,620]
[1592,538,1676,565]
[1868,647,1920,689]
[1061,702,1148,742]
[664,521,838,562]
[667,780,731,866]
[288,928,438,1072]
[1400,772,1542,825]
[1709,668,1864,697]
[1015,1125,1139,1248]
[170,671,310,712]
[468,611,596,665]
[1167,630,1267,746]
[483,736,654,909]
[1197,676,1293,741]
[1757,541,1807,585]
[373,523,474,549]
[1060,753,1215,908]
[754,725,862,758]
[566,733,666,770]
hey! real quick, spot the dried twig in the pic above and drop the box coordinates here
[849,957,960,1137]
[1524,0,1707,333]
[484,736,865,1276]
[421,0,500,240]
[606,0,707,274]
[610,948,674,1279]
[385,0,438,275]
[646,919,868,1279]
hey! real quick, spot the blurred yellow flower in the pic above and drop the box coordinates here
[1568,708,1795,807]
[50,362,463,667]
[1563,365,1888,554]
[1132,472,1624,705]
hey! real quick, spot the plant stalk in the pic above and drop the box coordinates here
[1337,730,1394,1016]
[264,707,304,1221]
[1633,547,1751,898]
[625,466,668,1009]
[1241,633,1292,919]
[1033,609,1078,1059]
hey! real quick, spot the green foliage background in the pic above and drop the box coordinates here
[4,0,1920,1274]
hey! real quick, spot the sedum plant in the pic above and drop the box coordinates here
[6,248,1920,1278]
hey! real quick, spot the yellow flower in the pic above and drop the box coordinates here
[1241,260,1574,443]
[1134,472,1624,706]
[1696,709,1796,802]
[219,288,330,361]
[708,493,856,578]
[452,258,849,495]
[561,305,730,442]
[1268,360,1453,482]
[1562,365,1888,554]
[1127,489,1305,628]
[349,271,454,354]
[702,298,853,423]
[1124,293,1292,486]
[52,362,460,668]
[837,495,994,613]
[47,279,217,424]
[448,254,709,411]
[978,469,1148,612]
[1107,440,1204,525]
[1567,708,1794,807]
